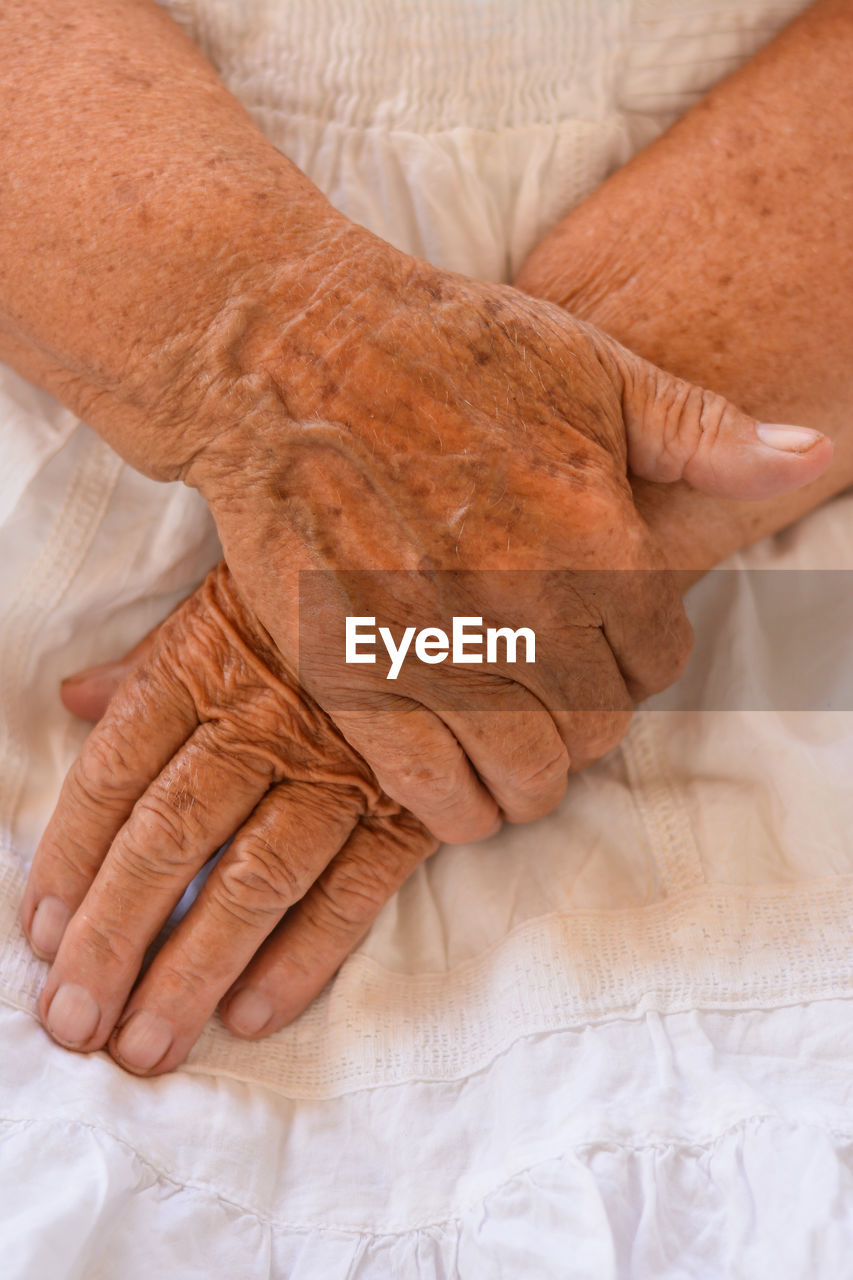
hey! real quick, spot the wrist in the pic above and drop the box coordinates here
[0,0,363,484]
[180,218,407,500]
[10,174,357,486]
[515,0,853,575]
[516,189,853,578]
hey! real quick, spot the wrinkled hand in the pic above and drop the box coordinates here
[0,0,832,854]
[20,563,437,1076]
[176,225,831,844]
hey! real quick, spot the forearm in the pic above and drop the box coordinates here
[516,0,853,576]
[0,0,351,478]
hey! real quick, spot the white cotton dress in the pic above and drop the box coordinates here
[2,1,853,1276]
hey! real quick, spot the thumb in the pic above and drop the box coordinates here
[618,348,833,501]
[60,628,159,722]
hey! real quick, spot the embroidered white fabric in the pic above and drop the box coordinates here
[2,1,851,1275]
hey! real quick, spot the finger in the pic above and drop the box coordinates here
[463,625,633,780]
[439,692,569,824]
[60,623,165,721]
[35,722,277,1055]
[516,560,691,709]
[556,708,633,772]
[618,343,833,501]
[597,560,694,701]
[333,704,500,843]
[436,626,635,810]
[21,663,198,961]
[544,641,634,771]
[108,779,366,1075]
[218,812,436,1041]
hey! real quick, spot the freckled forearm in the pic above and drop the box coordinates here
[516,0,853,575]
[0,0,346,477]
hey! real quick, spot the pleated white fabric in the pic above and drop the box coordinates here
[3,1,852,1275]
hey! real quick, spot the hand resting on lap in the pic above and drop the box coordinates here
[21,564,436,1076]
[0,3,832,849]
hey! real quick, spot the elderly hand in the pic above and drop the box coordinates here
[175,228,830,843]
[20,563,436,1076]
[1,0,831,850]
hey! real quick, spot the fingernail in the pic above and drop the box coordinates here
[30,896,72,958]
[755,423,823,453]
[224,988,274,1036]
[114,1010,173,1072]
[46,983,100,1047]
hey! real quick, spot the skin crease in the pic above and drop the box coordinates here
[0,0,831,851]
[15,0,853,1073]
[22,564,437,1076]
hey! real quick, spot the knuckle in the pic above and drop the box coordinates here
[381,754,465,813]
[310,859,390,933]
[130,794,186,854]
[202,720,279,784]
[73,914,130,969]
[215,840,308,924]
[71,733,137,813]
[417,770,464,812]
[503,748,569,798]
[112,796,193,881]
[667,382,724,459]
[697,386,730,440]
[145,956,212,1004]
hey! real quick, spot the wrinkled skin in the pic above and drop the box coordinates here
[20,261,833,1078]
[175,228,827,845]
[7,0,836,1079]
[20,234,832,1077]
[5,209,829,844]
[1,0,830,849]
[21,564,437,1076]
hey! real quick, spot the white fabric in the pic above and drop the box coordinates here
[2,0,851,1275]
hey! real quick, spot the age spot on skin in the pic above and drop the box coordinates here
[555,450,592,477]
